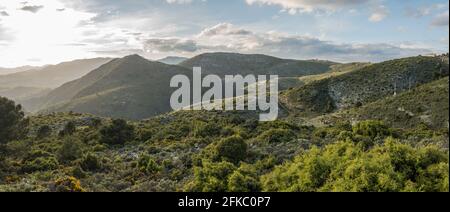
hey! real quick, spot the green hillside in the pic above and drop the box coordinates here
[39,55,192,120]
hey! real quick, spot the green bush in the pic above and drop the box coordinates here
[22,156,59,173]
[193,121,221,138]
[59,121,76,137]
[79,153,102,172]
[58,138,83,163]
[352,120,391,139]
[100,119,135,146]
[185,161,260,192]
[185,161,237,192]
[36,125,52,139]
[214,136,247,164]
[259,129,296,143]
[227,163,260,192]
[261,138,449,192]
[138,155,162,174]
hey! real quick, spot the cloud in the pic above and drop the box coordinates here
[245,0,371,13]
[431,11,449,27]
[406,3,447,18]
[144,23,433,63]
[0,11,9,16]
[0,24,13,41]
[198,23,252,37]
[144,38,199,53]
[369,5,389,22]
[166,0,194,4]
[20,5,45,13]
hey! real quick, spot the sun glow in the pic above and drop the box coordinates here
[0,0,97,67]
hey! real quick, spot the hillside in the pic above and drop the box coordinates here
[0,58,112,89]
[282,55,449,117]
[180,52,335,77]
[317,77,449,130]
[38,55,192,120]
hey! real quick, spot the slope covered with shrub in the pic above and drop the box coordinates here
[0,96,448,192]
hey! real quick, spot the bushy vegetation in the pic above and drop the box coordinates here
[261,138,449,192]
[0,61,449,194]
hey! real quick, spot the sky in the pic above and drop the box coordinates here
[0,0,448,67]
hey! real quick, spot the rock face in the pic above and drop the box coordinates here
[283,55,449,116]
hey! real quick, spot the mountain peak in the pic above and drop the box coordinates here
[122,54,148,61]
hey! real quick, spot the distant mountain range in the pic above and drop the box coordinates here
[157,56,188,65]
[0,66,40,75]
[1,52,448,124]
[24,53,337,119]
[0,58,112,89]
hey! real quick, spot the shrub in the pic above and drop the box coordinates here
[185,161,260,192]
[185,161,237,192]
[22,156,59,173]
[214,136,247,164]
[352,120,391,139]
[0,97,29,144]
[90,118,102,128]
[79,153,102,172]
[227,163,260,192]
[59,121,76,137]
[138,155,162,175]
[261,139,449,192]
[36,125,52,139]
[259,129,296,143]
[58,138,83,163]
[193,121,221,138]
[52,177,85,192]
[100,119,135,146]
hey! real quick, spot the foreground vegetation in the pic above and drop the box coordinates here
[0,96,448,192]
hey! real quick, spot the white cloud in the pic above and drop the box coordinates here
[166,0,194,4]
[144,23,434,63]
[369,5,389,22]
[245,0,371,13]
[431,11,449,27]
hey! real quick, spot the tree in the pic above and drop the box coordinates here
[0,97,28,144]
[100,119,135,145]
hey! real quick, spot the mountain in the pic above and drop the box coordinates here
[38,55,192,119]
[157,56,188,65]
[34,53,337,119]
[0,58,112,89]
[179,52,336,77]
[0,66,40,75]
[282,55,449,118]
